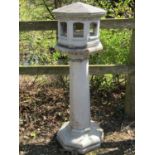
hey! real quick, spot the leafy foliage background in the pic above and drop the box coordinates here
[19,0,134,66]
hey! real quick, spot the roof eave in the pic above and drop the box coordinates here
[54,12,106,19]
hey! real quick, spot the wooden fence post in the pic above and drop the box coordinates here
[125,29,135,119]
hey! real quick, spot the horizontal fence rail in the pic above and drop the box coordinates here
[19,65,134,75]
[19,19,134,31]
[19,18,135,119]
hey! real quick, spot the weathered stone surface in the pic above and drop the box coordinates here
[53,2,106,51]
[53,2,106,19]
[55,42,103,56]
[57,121,104,154]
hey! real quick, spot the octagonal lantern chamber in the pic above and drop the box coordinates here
[53,2,106,53]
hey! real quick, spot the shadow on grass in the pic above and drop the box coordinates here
[20,138,134,155]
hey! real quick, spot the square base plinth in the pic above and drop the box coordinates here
[56,121,104,154]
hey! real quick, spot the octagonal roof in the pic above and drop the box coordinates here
[53,2,106,19]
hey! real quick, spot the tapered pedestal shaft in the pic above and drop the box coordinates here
[56,54,103,154]
[69,58,90,129]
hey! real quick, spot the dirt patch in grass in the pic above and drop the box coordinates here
[19,75,134,155]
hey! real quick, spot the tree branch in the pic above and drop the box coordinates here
[42,0,55,20]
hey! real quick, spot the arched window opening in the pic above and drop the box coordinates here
[89,23,97,36]
[60,22,67,37]
[73,23,84,38]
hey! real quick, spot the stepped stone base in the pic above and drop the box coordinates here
[56,121,104,154]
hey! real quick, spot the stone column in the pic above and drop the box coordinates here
[69,54,90,129]
[56,53,104,154]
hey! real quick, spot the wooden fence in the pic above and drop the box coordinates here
[19,19,135,119]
